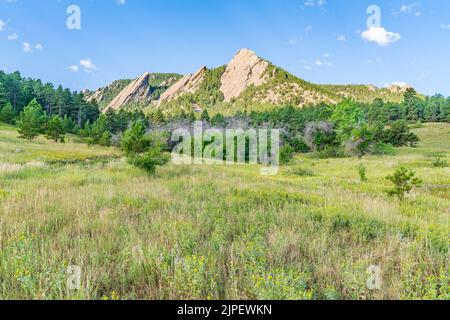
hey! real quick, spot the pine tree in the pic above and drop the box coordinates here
[17,99,47,140]
[403,88,422,122]
[201,110,210,122]
[45,115,66,142]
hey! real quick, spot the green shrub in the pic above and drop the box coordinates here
[122,120,169,174]
[98,131,112,147]
[129,147,170,175]
[331,215,351,233]
[358,164,368,182]
[280,144,295,164]
[0,102,15,124]
[373,142,396,156]
[431,155,448,168]
[385,167,422,201]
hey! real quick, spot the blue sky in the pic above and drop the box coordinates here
[1,0,449,95]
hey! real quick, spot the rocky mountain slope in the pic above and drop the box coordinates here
[88,73,181,111]
[158,66,207,104]
[89,49,410,114]
[86,79,132,109]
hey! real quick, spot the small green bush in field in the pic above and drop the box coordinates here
[358,164,368,182]
[385,167,422,201]
[122,120,169,174]
[130,147,170,174]
[331,215,351,232]
[431,155,448,168]
[280,144,295,164]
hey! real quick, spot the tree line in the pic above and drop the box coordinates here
[1,70,450,170]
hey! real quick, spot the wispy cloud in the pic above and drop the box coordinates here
[393,3,422,17]
[7,32,18,40]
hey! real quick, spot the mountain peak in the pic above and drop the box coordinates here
[220,48,269,102]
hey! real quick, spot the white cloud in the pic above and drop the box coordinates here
[441,24,450,30]
[7,32,18,40]
[35,43,43,51]
[337,35,346,41]
[79,59,97,72]
[361,27,401,46]
[0,19,5,31]
[23,42,32,53]
[288,39,297,45]
[69,65,79,72]
[117,0,126,5]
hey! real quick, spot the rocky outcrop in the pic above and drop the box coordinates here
[158,66,207,104]
[106,72,152,110]
[220,49,269,102]
[387,82,411,93]
[87,88,105,104]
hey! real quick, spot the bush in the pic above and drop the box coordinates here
[358,164,367,182]
[98,131,112,147]
[331,215,351,233]
[0,102,15,124]
[431,155,448,168]
[129,147,170,174]
[122,120,169,174]
[386,167,422,201]
[289,136,311,153]
[314,146,345,159]
[372,142,396,156]
[382,120,420,147]
[280,144,295,165]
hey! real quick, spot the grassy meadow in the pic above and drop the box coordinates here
[0,123,448,300]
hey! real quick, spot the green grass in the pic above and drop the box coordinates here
[0,123,448,300]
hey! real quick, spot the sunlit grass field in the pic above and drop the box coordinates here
[0,123,448,300]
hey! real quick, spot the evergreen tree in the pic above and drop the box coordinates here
[45,115,66,142]
[403,88,422,122]
[17,99,47,140]
[0,102,15,124]
[201,110,211,122]
[122,120,169,174]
